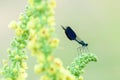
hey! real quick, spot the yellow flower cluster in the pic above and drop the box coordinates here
[17,68,28,80]
[2,2,29,80]
[49,38,59,48]
[27,0,84,80]
[9,21,25,36]
[39,28,50,38]
[39,56,76,80]
[1,0,97,80]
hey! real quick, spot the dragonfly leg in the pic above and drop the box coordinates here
[83,46,89,53]
[77,46,90,56]
[77,46,82,55]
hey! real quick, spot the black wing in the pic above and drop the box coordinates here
[61,25,77,40]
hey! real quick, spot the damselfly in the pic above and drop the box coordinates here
[61,25,89,54]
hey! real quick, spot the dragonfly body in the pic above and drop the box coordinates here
[61,25,88,47]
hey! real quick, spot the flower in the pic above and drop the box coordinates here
[40,75,49,80]
[49,38,59,48]
[34,64,44,74]
[17,68,28,80]
[50,0,56,8]
[21,62,28,70]
[8,21,18,29]
[27,20,36,29]
[28,0,34,6]
[54,58,63,68]
[39,28,50,38]
[68,53,98,77]
[15,55,20,60]
[15,27,24,36]
[47,16,55,26]
[5,78,13,80]
[78,76,84,80]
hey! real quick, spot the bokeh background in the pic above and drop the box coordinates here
[0,0,120,80]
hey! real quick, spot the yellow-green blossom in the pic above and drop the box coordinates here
[34,64,44,74]
[1,0,98,80]
[39,28,50,38]
[8,21,18,29]
[49,38,59,48]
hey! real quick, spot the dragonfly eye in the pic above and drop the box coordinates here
[84,43,88,46]
[65,27,77,40]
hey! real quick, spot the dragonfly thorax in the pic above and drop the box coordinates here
[75,39,88,47]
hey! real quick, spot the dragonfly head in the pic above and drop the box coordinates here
[83,43,88,47]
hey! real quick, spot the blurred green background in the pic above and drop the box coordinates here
[0,0,120,80]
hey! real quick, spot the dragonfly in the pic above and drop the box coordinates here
[61,25,89,54]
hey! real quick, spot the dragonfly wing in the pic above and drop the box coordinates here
[65,27,77,40]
